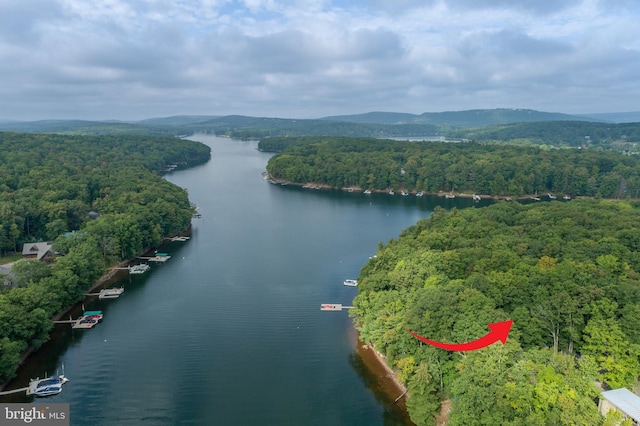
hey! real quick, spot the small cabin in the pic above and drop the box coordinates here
[599,388,640,425]
[21,242,56,263]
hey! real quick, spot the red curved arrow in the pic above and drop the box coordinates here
[407,320,513,351]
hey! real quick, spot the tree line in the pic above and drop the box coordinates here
[262,136,640,198]
[352,199,640,425]
[0,132,210,383]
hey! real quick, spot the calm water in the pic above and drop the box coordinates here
[2,135,492,425]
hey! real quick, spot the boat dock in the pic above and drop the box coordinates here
[167,236,190,242]
[52,311,103,329]
[138,255,171,262]
[321,304,355,311]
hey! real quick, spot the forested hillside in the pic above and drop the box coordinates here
[263,136,640,198]
[352,200,640,425]
[452,121,640,149]
[0,132,210,383]
[2,111,638,152]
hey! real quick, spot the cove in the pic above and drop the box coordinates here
[2,135,493,425]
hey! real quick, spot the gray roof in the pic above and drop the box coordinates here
[21,242,54,260]
[601,388,640,421]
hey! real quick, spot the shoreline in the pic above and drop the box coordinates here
[357,340,408,399]
[266,176,575,201]
[0,238,182,392]
[351,328,414,424]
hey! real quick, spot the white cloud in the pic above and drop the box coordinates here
[0,0,639,119]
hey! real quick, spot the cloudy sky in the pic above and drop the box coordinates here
[1,0,639,120]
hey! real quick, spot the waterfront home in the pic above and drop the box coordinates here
[21,242,56,263]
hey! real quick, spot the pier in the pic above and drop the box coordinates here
[320,304,355,311]
[0,387,29,396]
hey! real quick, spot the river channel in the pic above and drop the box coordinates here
[2,135,493,425]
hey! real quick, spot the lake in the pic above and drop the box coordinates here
[2,135,492,425]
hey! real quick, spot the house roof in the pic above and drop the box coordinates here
[21,242,54,260]
[601,388,640,422]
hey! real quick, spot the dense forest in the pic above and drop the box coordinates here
[0,132,210,383]
[352,200,640,425]
[262,136,640,198]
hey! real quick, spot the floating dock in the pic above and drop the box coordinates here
[138,255,171,262]
[321,304,355,311]
[53,311,103,329]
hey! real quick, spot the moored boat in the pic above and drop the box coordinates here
[343,279,358,287]
[99,287,124,299]
[129,263,150,274]
[27,373,69,397]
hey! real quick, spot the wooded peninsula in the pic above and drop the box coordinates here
[353,200,640,425]
[262,135,640,425]
[0,132,210,383]
[262,136,640,198]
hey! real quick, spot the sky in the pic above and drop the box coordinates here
[1,0,639,121]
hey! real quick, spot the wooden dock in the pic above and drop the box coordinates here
[0,386,29,396]
[53,318,76,324]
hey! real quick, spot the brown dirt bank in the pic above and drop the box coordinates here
[349,326,415,425]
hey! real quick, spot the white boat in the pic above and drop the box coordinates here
[401,191,409,196]
[129,264,150,274]
[445,194,455,199]
[27,373,69,397]
[343,279,358,287]
[548,193,557,199]
[99,287,124,299]
[416,191,423,197]
[388,190,394,195]
[563,195,571,200]
[473,194,481,201]
[171,236,190,242]
[363,190,372,194]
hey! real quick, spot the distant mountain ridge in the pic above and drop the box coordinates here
[1,109,638,142]
[578,111,640,123]
[322,108,599,127]
[136,115,219,126]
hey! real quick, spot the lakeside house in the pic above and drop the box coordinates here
[21,242,56,263]
[598,388,640,425]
